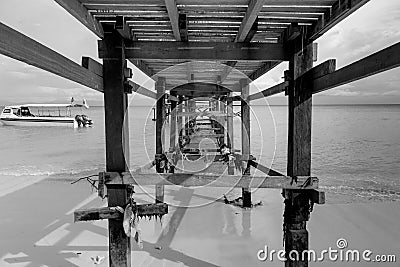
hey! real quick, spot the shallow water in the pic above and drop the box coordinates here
[0,104,399,203]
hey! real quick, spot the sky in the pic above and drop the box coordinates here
[0,0,399,106]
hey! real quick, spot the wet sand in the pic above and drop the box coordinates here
[0,176,399,266]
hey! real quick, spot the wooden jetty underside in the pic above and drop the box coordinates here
[2,0,400,266]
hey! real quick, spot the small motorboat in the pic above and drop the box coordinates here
[0,99,93,128]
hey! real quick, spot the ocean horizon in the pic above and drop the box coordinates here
[0,104,399,204]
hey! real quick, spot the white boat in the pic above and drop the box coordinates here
[0,100,93,128]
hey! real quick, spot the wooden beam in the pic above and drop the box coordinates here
[165,0,181,41]
[284,23,301,42]
[240,78,251,207]
[243,17,259,43]
[177,111,229,117]
[74,204,168,222]
[235,0,265,42]
[155,77,166,203]
[299,59,336,87]
[114,16,134,40]
[313,42,400,93]
[310,190,325,205]
[82,56,103,77]
[308,0,370,41]
[128,81,157,99]
[129,59,154,77]
[0,22,103,92]
[287,44,314,178]
[102,29,130,267]
[104,172,319,190]
[248,61,281,81]
[100,41,289,61]
[285,42,314,267]
[249,82,287,101]
[169,91,177,152]
[54,0,104,38]
[226,93,234,150]
[220,61,237,83]
[248,160,285,176]
[179,13,188,42]
[248,59,336,100]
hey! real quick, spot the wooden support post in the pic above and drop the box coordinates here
[177,95,183,139]
[169,91,177,152]
[284,42,314,267]
[155,77,166,203]
[219,96,225,146]
[240,78,251,208]
[183,100,188,136]
[102,29,131,267]
[226,93,235,175]
[188,98,195,129]
[226,94,234,149]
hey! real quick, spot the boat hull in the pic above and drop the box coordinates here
[0,117,78,127]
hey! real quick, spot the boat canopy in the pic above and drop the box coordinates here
[6,103,89,109]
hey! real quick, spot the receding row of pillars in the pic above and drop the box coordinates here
[102,27,314,267]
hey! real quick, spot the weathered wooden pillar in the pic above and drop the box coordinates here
[102,28,131,267]
[183,99,188,136]
[169,91,177,152]
[177,95,183,138]
[219,96,225,145]
[284,43,314,267]
[226,93,234,150]
[188,98,195,130]
[240,78,251,208]
[155,77,166,203]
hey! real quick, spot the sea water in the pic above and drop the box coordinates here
[0,105,399,203]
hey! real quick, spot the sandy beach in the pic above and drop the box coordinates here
[0,176,399,267]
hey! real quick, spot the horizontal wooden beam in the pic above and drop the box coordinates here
[177,111,228,117]
[104,172,319,189]
[54,0,104,38]
[310,190,325,204]
[248,160,285,176]
[74,203,168,222]
[313,43,400,93]
[99,41,289,61]
[129,59,154,77]
[0,22,103,92]
[248,59,336,100]
[191,134,225,138]
[128,81,156,99]
[249,81,288,101]
[82,56,103,77]
[300,59,336,86]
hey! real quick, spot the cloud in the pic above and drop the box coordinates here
[6,70,35,79]
[382,90,400,96]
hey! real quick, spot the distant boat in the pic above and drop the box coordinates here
[0,99,93,128]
